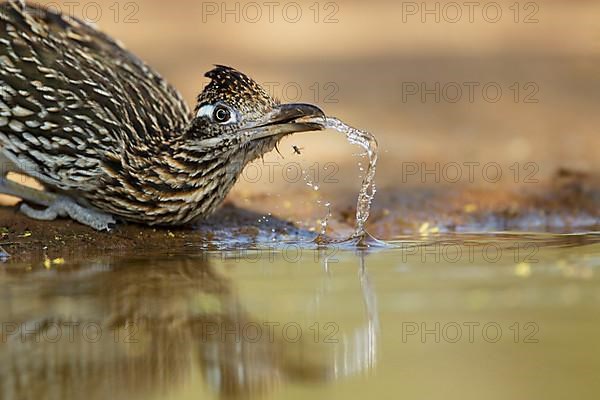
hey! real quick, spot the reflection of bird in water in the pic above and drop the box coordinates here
[0,255,378,399]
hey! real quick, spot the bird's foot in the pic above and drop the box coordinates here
[20,197,116,231]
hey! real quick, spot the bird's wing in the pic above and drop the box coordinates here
[0,0,190,191]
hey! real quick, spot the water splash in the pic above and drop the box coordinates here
[323,117,379,239]
[317,200,332,236]
[299,163,333,236]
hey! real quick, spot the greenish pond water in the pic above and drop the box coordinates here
[1,233,600,399]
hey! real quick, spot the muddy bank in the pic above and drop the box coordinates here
[1,170,598,264]
[366,169,600,238]
[0,203,304,264]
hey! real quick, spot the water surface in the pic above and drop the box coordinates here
[1,233,600,399]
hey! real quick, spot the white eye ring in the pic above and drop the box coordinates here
[196,104,215,119]
[196,103,238,125]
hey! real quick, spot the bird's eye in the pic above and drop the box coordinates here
[195,103,237,124]
[213,106,232,124]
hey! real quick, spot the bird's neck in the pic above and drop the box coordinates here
[95,134,237,225]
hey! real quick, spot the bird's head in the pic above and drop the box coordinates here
[184,66,325,154]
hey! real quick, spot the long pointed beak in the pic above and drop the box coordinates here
[247,103,326,140]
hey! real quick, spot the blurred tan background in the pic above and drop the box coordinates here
[2,0,599,231]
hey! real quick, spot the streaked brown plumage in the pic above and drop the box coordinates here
[0,0,324,230]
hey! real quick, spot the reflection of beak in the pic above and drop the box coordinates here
[247,103,326,140]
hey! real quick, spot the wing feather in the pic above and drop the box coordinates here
[0,0,190,190]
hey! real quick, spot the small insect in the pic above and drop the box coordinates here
[292,145,304,155]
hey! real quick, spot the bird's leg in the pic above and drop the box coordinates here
[0,177,116,231]
[20,198,117,231]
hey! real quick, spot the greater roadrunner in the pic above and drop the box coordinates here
[0,0,324,230]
